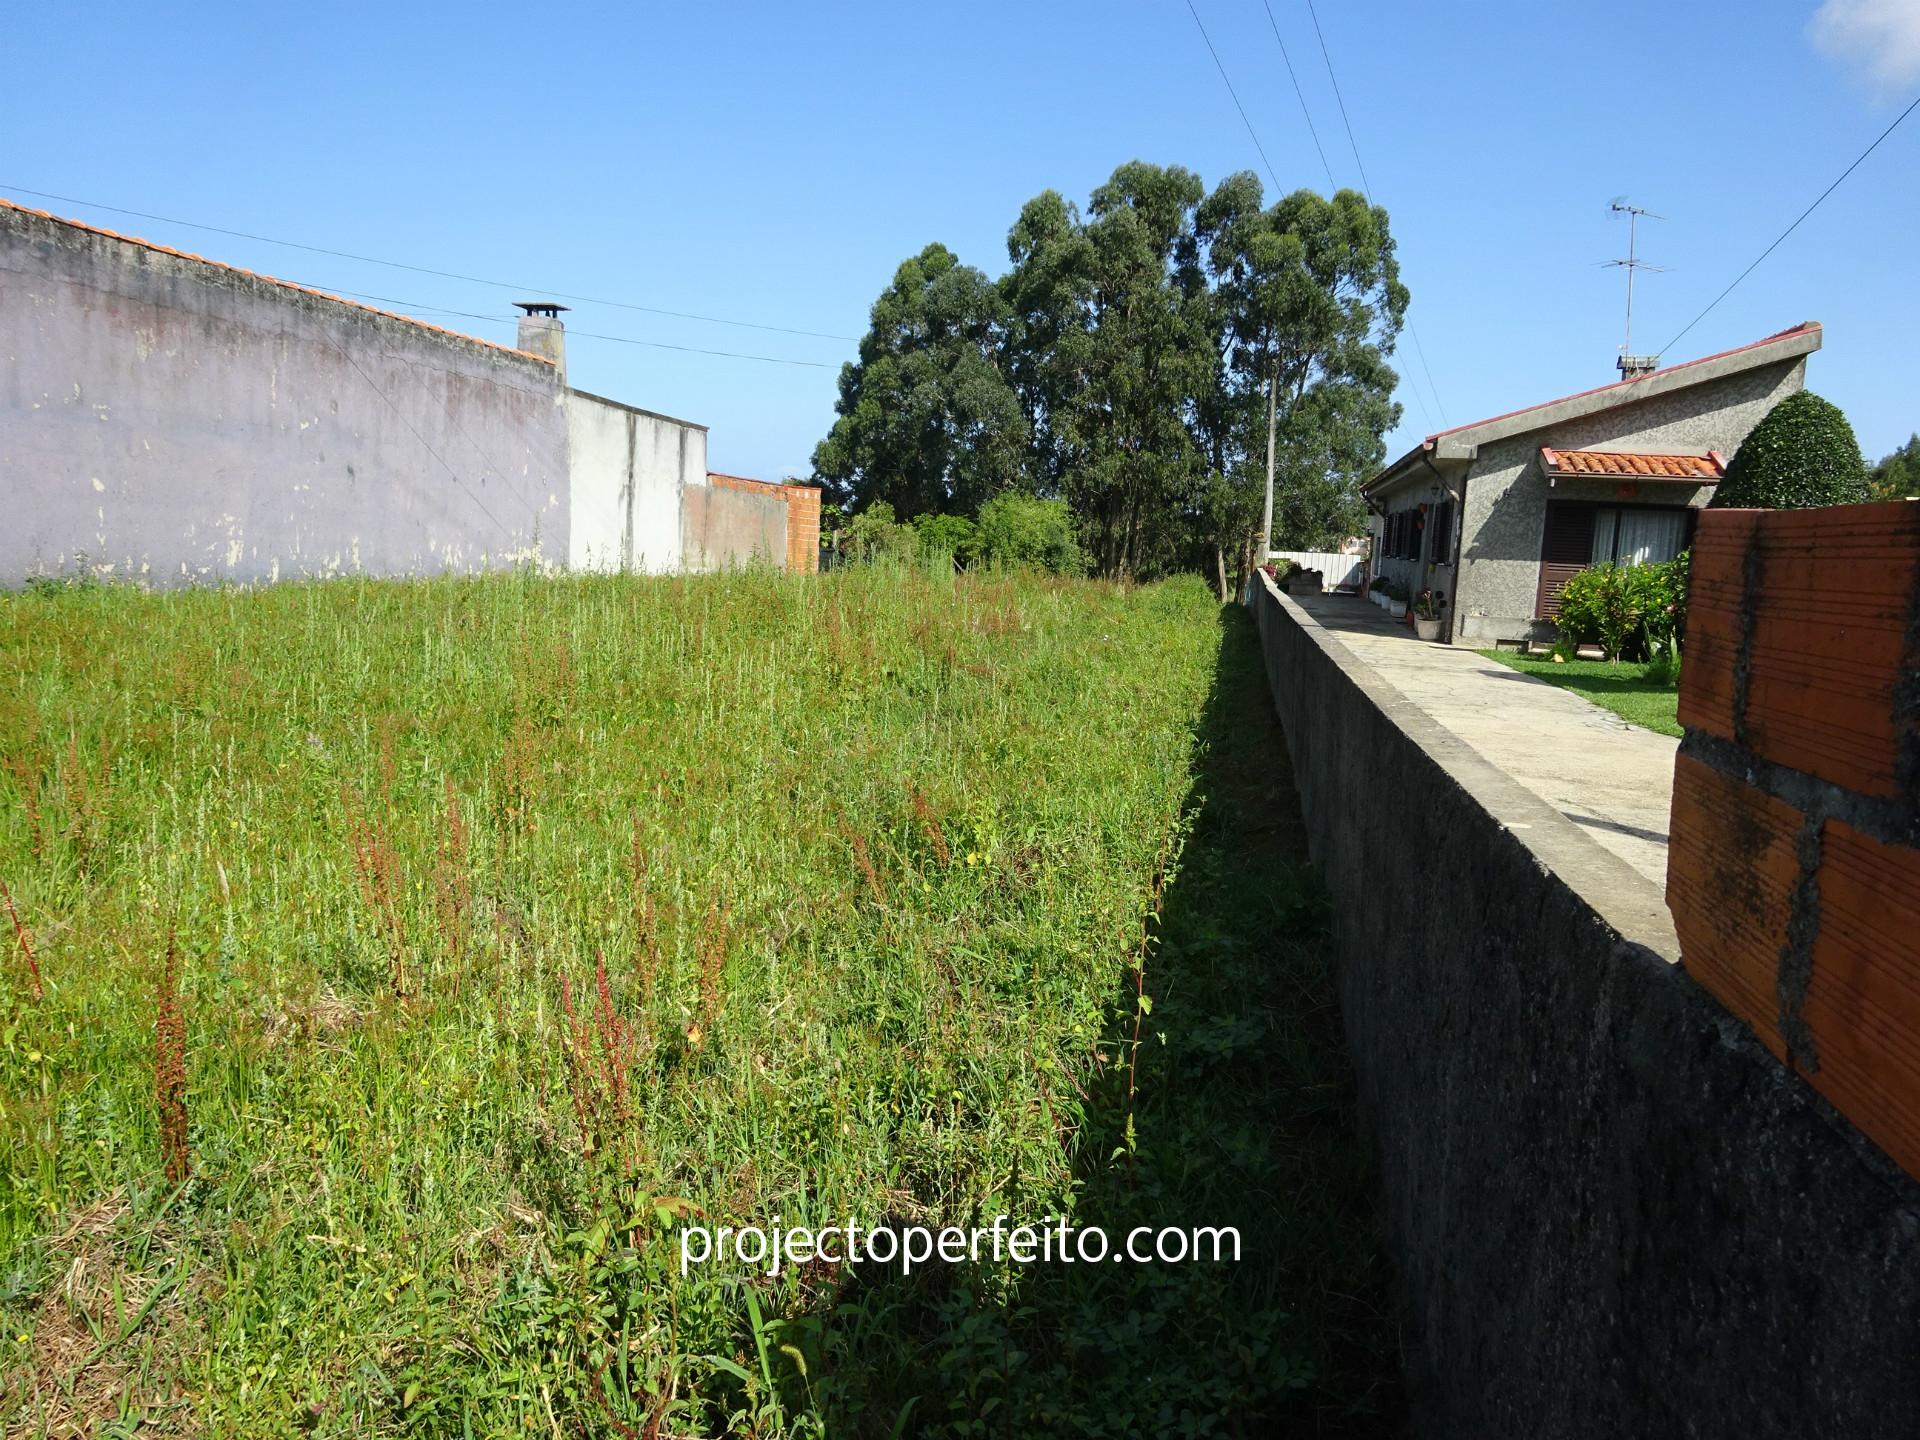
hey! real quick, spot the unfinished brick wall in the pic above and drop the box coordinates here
[708,473,821,574]
[1670,500,1920,1177]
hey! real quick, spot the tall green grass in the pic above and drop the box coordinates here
[0,568,1397,1436]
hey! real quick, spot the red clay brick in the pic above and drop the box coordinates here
[1798,819,1920,1179]
[1678,511,1762,739]
[1737,505,1920,795]
[1667,753,1804,1058]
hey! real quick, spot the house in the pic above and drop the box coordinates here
[1361,322,1821,644]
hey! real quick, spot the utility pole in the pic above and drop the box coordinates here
[1606,200,1666,378]
[1261,366,1277,558]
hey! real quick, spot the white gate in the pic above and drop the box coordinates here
[1268,549,1366,592]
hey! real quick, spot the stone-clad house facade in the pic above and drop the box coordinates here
[1362,322,1821,645]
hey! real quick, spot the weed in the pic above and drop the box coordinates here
[154,932,188,1185]
[908,782,951,867]
[434,775,473,989]
[343,783,409,995]
[1,877,43,1001]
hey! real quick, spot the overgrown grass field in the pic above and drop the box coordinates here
[0,568,1398,1436]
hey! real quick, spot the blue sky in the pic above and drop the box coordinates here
[5,0,1916,480]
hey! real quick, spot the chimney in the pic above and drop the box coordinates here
[514,302,568,378]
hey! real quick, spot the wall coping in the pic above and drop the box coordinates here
[1259,572,1680,962]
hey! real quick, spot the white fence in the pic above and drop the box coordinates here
[1268,549,1367,592]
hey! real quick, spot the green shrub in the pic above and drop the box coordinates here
[1555,564,1637,661]
[1711,391,1869,510]
[1642,549,1689,659]
[912,511,980,568]
[974,493,1084,574]
[1554,553,1689,661]
[842,500,918,564]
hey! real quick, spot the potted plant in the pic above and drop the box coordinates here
[1412,588,1445,641]
[1368,576,1388,608]
[1386,582,1408,620]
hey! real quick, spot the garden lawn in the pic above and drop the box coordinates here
[0,567,1397,1437]
[1478,651,1682,737]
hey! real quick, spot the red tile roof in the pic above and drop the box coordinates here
[1540,447,1726,482]
[0,195,554,366]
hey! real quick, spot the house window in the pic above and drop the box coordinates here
[1536,500,1695,619]
[1428,499,1454,565]
[1590,506,1688,567]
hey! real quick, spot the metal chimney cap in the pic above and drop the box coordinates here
[514,302,570,318]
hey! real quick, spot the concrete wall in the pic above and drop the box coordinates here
[1450,358,1804,643]
[1248,573,1920,1438]
[1,202,568,586]
[564,390,707,573]
[709,472,822,573]
[680,483,786,571]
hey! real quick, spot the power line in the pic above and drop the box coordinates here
[1302,0,1374,202]
[318,285,839,368]
[1296,0,1447,429]
[1261,0,1334,189]
[0,183,858,343]
[1660,90,1920,356]
[1184,0,1282,195]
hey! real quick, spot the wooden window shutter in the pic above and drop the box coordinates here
[1536,501,1596,620]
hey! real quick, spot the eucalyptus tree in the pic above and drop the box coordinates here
[1199,175,1407,568]
[811,243,1028,517]
[1001,162,1217,579]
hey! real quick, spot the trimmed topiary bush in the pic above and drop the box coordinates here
[1710,390,1869,510]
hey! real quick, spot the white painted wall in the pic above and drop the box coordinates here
[564,390,708,573]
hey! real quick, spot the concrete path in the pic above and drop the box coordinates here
[1288,594,1679,886]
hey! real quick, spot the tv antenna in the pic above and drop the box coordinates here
[1605,199,1667,377]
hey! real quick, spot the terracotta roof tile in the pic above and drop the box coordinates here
[1540,447,1726,481]
[0,195,555,367]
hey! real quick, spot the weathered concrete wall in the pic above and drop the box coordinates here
[1,201,568,586]
[709,472,822,573]
[1452,357,1804,642]
[564,390,707,573]
[680,483,786,572]
[1248,573,1920,1438]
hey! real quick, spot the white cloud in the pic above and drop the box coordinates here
[1810,0,1920,92]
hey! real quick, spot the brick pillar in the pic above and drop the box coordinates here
[785,483,821,575]
[1670,499,1920,1177]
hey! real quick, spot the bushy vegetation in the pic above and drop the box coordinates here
[1711,391,1869,510]
[1869,433,1920,500]
[836,496,1085,575]
[0,570,1395,1436]
[1553,553,1688,662]
[972,493,1083,574]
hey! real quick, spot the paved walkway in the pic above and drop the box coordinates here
[1289,593,1678,885]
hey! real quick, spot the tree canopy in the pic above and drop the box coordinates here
[812,163,1409,584]
[811,244,1028,519]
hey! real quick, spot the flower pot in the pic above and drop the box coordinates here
[1388,599,1407,619]
[1413,616,1442,641]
